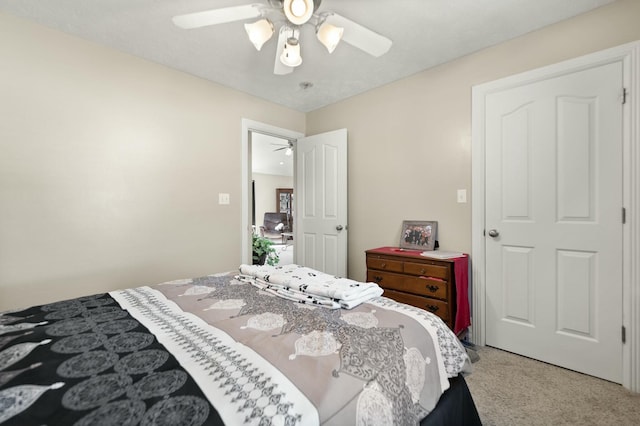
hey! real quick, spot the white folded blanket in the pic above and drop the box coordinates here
[246,278,341,309]
[238,264,383,309]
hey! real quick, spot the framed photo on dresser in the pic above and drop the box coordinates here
[400,220,438,251]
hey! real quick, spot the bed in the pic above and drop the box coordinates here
[0,267,481,425]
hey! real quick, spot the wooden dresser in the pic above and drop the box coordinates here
[366,247,464,330]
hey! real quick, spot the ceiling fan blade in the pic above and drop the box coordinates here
[274,26,294,75]
[325,13,392,57]
[172,4,262,29]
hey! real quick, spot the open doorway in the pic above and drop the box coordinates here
[251,133,295,265]
[241,119,304,266]
[241,120,348,276]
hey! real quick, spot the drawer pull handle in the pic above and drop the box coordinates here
[426,305,439,312]
[420,268,426,274]
[381,263,387,268]
[373,276,383,284]
[426,285,439,293]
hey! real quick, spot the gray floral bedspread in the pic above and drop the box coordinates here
[0,271,471,425]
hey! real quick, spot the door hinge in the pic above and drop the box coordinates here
[622,326,626,344]
[622,88,628,104]
[483,229,486,237]
[622,207,626,224]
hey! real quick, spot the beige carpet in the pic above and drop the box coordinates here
[273,243,294,265]
[464,346,640,425]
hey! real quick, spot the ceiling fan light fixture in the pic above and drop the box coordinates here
[316,22,343,53]
[280,37,302,67]
[244,18,274,51]
[283,0,314,25]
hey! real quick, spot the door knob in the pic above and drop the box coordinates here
[336,225,344,231]
[488,229,500,238]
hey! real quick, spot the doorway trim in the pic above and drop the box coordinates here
[241,119,304,264]
[471,41,640,391]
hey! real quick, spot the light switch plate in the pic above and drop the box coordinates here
[219,193,230,205]
[457,189,467,203]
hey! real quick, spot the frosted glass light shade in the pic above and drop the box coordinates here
[280,37,302,67]
[316,22,343,53]
[244,19,274,51]
[283,0,313,25]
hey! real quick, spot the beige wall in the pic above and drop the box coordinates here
[252,173,293,229]
[0,13,304,310]
[306,0,640,282]
[2,0,640,310]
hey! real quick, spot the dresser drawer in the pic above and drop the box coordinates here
[384,289,450,322]
[403,261,450,280]
[367,270,402,288]
[403,276,448,300]
[369,270,449,300]
[366,256,403,273]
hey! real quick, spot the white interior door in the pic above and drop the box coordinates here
[295,129,348,276]
[485,61,624,382]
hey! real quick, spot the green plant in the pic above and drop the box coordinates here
[252,234,280,266]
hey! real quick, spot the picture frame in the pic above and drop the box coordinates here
[399,220,438,251]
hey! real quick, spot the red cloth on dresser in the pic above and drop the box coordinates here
[452,255,471,335]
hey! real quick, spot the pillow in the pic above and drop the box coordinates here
[275,222,284,231]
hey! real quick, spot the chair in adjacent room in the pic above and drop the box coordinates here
[259,212,291,242]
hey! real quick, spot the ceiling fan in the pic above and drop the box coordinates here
[172,0,392,75]
[272,141,294,155]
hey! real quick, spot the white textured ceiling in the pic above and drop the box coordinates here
[0,0,615,112]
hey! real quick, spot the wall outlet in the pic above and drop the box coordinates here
[457,189,467,203]
[218,193,230,205]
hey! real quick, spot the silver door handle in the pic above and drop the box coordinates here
[336,225,344,231]
[488,229,500,238]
